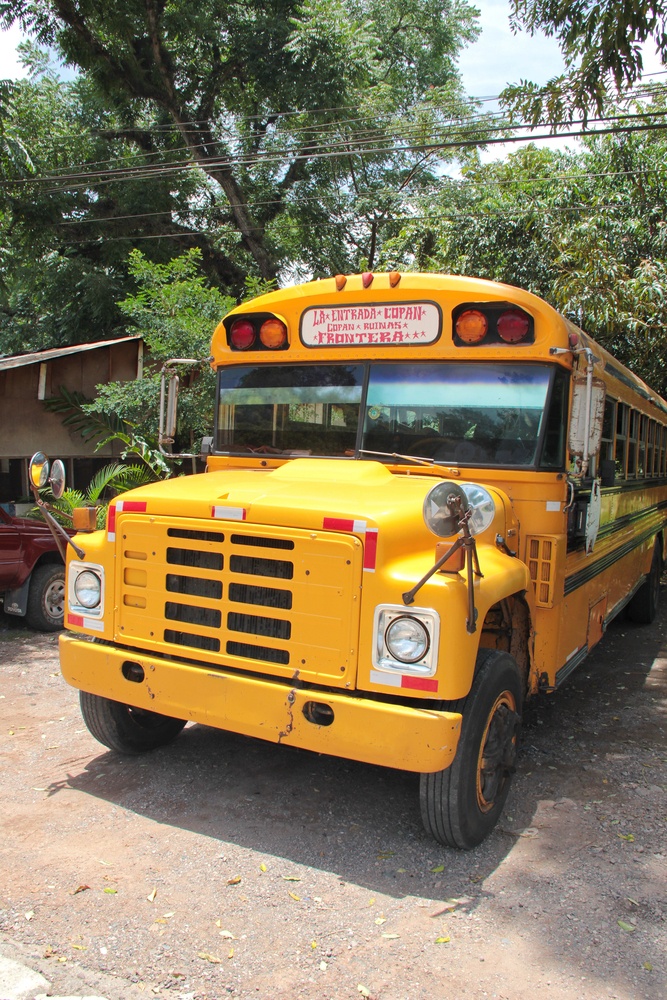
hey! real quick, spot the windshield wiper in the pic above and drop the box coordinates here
[358,448,455,468]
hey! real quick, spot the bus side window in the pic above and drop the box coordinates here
[599,397,616,483]
[628,409,639,478]
[615,403,629,479]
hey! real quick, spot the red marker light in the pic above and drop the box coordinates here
[498,309,530,343]
[260,318,287,348]
[456,309,488,344]
[230,319,255,350]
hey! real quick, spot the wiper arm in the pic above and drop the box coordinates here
[358,448,454,468]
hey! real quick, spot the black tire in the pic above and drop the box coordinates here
[79,691,187,754]
[25,564,65,632]
[420,649,523,849]
[626,541,662,624]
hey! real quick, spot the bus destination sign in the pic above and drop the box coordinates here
[300,301,441,347]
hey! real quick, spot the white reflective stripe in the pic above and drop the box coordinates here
[212,506,246,520]
[353,519,367,533]
[84,618,105,632]
[369,669,401,687]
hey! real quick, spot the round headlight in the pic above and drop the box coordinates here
[384,616,429,663]
[74,570,101,609]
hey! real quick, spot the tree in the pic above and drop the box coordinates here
[504,1,667,123]
[1,0,482,307]
[397,93,667,395]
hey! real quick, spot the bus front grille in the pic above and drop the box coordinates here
[116,514,361,685]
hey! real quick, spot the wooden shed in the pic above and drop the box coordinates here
[0,335,144,505]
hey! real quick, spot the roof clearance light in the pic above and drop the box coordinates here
[230,319,255,350]
[259,318,288,349]
[456,309,488,344]
[497,309,530,343]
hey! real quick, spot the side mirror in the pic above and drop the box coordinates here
[569,373,605,475]
[29,453,66,498]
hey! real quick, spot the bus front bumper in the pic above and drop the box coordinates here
[60,633,461,773]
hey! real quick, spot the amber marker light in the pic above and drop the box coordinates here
[230,319,255,350]
[497,309,531,343]
[260,318,288,348]
[455,309,488,344]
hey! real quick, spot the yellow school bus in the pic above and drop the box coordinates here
[54,272,667,848]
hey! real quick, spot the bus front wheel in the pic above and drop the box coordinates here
[79,691,187,754]
[420,650,523,849]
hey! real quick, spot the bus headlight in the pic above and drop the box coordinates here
[373,605,439,676]
[74,570,102,609]
[384,615,429,663]
[68,561,105,618]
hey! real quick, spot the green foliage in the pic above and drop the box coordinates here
[504,1,667,122]
[44,385,172,479]
[0,0,481,355]
[39,462,155,528]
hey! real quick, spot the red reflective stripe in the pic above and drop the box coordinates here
[67,613,84,627]
[119,500,147,512]
[107,505,116,535]
[401,675,438,692]
[323,517,355,531]
[363,528,378,570]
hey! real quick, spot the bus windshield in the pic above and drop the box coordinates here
[216,362,560,467]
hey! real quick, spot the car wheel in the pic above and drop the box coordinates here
[25,564,65,632]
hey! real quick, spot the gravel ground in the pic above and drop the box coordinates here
[0,602,665,1000]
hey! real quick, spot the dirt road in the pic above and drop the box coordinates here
[0,605,665,1000]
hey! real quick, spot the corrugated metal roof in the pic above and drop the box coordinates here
[0,334,143,372]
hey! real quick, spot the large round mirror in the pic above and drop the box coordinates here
[29,452,50,490]
[423,481,470,537]
[460,483,496,536]
[49,459,66,500]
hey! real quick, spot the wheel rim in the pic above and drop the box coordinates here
[44,579,65,619]
[476,691,519,813]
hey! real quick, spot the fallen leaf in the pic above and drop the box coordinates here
[32,787,47,792]
[618,833,635,842]
[319,960,328,971]
[435,935,451,944]
[310,940,317,949]
[219,930,234,940]
[25,911,34,921]
[198,951,222,964]
[518,827,539,838]
[227,876,242,886]
[430,864,445,873]
[259,863,267,873]
[147,887,157,902]
[103,888,117,894]
[643,961,653,971]
[617,920,635,933]
[72,885,90,895]
[228,947,234,959]
[154,919,167,925]
[374,917,386,925]
[357,986,371,998]
[71,944,87,950]
[288,891,301,901]
[397,868,407,873]
[281,875,301,881]
[381,932,400,939]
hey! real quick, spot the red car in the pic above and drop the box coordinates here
[0,506,65,631]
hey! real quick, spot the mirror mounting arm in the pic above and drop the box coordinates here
[29,486,86,561]
[403,503,482,633]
